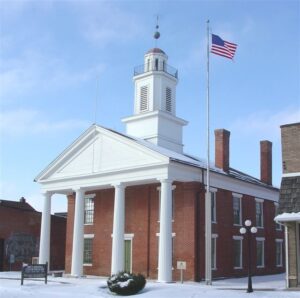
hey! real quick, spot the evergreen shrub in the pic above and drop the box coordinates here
[107,271,146,296]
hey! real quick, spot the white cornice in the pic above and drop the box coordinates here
[122,110,188,126]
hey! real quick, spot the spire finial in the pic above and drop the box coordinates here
[153,15,160,42]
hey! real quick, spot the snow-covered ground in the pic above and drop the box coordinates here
[0,271,298,298]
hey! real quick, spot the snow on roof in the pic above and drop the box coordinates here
[106,127,223,173]
[275,212,300,222]
[106,126,277,190]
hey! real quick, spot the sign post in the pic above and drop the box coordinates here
[177,261,186,284]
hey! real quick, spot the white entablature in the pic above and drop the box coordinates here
[122,48,188,154]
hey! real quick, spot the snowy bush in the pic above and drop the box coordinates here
[107,271,146,296]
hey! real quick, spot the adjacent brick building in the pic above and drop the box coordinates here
[275,122,300,288]
[0,197,66,271]
[35,46,284,281]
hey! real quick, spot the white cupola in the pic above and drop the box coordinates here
[122,31,187,153]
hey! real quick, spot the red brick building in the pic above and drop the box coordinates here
[0,197,66,271]
[35,46,284,281]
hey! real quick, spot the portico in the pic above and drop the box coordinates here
[35,124,201,280]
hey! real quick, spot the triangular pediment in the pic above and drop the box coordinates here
[36,125,168,181]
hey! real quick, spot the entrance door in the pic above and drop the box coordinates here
[124,240,132,273]
[0,239,4,271]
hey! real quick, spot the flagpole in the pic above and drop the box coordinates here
[205,19,212,286]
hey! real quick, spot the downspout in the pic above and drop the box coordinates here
[284,224,289,288]
[277,221,289,288]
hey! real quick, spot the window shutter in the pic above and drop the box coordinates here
[140,86,148,112]
[166,87,172,112]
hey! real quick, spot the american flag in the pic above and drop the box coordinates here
[211,34,237,59]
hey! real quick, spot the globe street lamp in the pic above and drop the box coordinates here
[240,219,257,293]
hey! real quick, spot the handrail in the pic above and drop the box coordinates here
[134,62,178,79]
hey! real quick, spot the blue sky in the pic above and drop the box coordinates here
[1,0,299,213]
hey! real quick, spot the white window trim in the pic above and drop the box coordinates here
[83,234,94,266]
[275,239,283,267]
[255,198,264,203]
[84,234,95,239]
[232,192,243,198]
[212,234,218,270]
[256,238,265,268]
[124,238,133,273]
[233,235,244,240]
[233,196,242,226]
[233,236,243,269]
[110,233,135,239]
[255,200,264,228]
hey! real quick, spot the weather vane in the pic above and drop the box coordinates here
[154,15,160,46]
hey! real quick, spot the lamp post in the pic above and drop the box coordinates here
[239,219,257,293]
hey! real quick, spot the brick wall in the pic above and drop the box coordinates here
[0,206,66,271]
[65,182,284,280]
[287,222,299,287]
[281,123,300,173]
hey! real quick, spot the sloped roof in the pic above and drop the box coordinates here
[146,48,166,55]
[0,199,36,212]
[278,176,300,214]
[35,124,278,192]
[275,212,300,222]
[106,127,278,191]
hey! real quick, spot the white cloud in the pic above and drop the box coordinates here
[230,106,300,140]
[0,109,89,138]
[0,49,106,100]
[75,2,143,47]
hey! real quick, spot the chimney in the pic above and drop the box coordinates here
[215,129,230,172]
[260,140,272,185]
[20,197,26,203]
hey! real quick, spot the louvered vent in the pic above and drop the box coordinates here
[166,87,172,112]
[140,86,148,112]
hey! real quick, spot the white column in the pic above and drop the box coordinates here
[39,192,52,265]
[71,188,85,277]
[158,179,173,282]
[111,183,125,274]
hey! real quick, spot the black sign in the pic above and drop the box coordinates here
[21,262,48,285]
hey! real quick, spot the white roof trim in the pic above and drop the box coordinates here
[275,212,300,222]
[282,172,300,178]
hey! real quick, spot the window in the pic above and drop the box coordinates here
[255,200,264,228]
[140,86,148,112]
[233,237,243,269]
[83,237,93,265]
[233,195,242,225]
[276,240,283,267]
[157,186,176,221]
[84,195,95,224]
[256,238,265,268]
[166,87,172,112]
[212,234,217,270]
[155,58,159,70]
[211,192,216,223]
